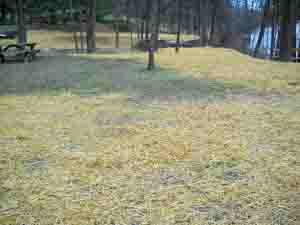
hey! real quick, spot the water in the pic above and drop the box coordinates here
[249,22,300,56]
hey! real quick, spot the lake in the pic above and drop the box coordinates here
[249,22,300,56]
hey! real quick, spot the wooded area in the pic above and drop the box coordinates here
[0,0,299,61]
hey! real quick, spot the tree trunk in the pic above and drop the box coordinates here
[70,0,78,53]
[130,27,134,49]
[154,0,161,50]
[201,0,209,46]
[86,0,96,53]
[145,0,152,40]
[254,0,271,57]
[209,0,218,44]
[16,0,27,44]
[73,31,79,53]
[79,10,85,52]
[0,3,7,22]
[291,0,297,59]
[279,0,292,61]
[270,1,276,59]
[197,0,201,37]
[69,0,73,16]
[125,0,130,27]
[133,0,140,40]
[276,0,281,51]
[189,8,194,35]
[141,21,145,40]
[126,0,134,48]
[147,34,155,70]
[115,21,120,48]
[175,0,182,53]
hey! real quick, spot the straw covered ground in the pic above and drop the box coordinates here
[0,47,299,225]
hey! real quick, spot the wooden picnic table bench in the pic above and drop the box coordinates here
[0,42,40,63]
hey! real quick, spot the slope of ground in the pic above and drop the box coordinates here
[0,48,299,225]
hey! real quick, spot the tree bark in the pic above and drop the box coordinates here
[86,0,96,53]
[16,0,27,44]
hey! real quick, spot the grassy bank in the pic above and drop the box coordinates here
[0,48,299,225]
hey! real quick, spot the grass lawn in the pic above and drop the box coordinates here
[0,47,299,225]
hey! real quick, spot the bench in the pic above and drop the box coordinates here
[0,43,40,63]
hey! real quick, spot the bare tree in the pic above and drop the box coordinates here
[115,20,120,48]
[209,0,218,44]
[279,0,294,61]
[154,0,162,49]
[86,0,96,53]
[175,0,182,53]
[201,0,209,46]
[69,0,79,53]
[147,34,155,70]
[145,0,152,40]
[79,9,85,52]
[16,0,26,44]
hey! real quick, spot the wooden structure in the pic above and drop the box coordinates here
[0,43,40,63]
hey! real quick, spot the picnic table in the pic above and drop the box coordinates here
[0,42,40,63]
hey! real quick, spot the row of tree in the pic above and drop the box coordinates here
[0,0,99,53]
[113,0,299,61]
[2,0,299,61]
[254,0,299,61]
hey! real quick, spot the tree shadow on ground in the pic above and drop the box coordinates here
[0,54,249,103]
